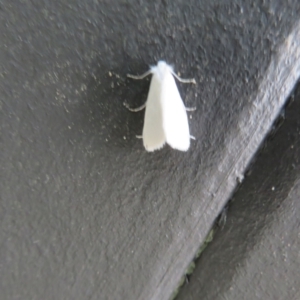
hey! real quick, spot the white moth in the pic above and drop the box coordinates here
[125,60,196,152]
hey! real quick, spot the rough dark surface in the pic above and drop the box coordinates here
[1,1,300,300]
[176,82,300,300]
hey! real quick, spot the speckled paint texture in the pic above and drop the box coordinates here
[1,1,300,299]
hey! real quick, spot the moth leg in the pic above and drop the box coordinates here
[123,102,146,112]
[127,70,152,80]
[173,73,196,109]
[190,135,196,140]
[125,70,149,112]
[186,107,196,111]
[172,72,196,84]
[136,135,143,139]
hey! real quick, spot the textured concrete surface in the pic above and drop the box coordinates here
[176,82,300,300]
[1,1,300,300]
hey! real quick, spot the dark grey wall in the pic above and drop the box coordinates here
[1,1,300,299]
[176,82,300,300]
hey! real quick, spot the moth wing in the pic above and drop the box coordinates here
[161,72,190,151]
[142,75,166,151]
